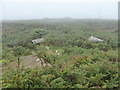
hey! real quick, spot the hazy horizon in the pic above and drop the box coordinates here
[1,2,118,20]
[1,18,118,21]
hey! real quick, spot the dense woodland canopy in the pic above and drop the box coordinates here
[1,19,118,88]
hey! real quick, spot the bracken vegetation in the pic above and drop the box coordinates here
[1,19,119,89]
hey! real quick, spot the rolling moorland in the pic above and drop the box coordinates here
[1,19,119,88]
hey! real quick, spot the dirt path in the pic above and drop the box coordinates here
[2,55,43,71]
[20,55,42,68]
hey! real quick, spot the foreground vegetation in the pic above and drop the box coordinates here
[1,19,118,88]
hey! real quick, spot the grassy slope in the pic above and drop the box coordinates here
[2,19,118,88]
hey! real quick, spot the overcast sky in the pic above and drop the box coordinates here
[1,1,118,20]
